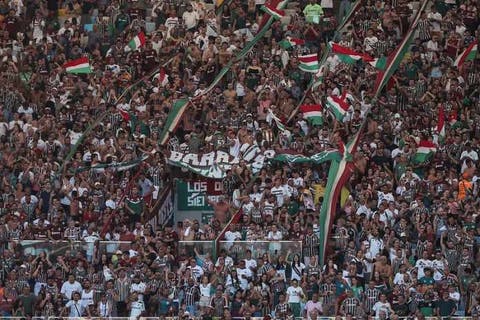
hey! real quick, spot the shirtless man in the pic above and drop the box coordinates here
[208,196,230,224]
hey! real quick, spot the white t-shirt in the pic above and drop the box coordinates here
[415,259,433,279]
[368,237,384,257]
[66,300,86,317]
[200,283,212,297]
[271,186,286,206]
[130,300,145,318]
[373,301,392,317]
[130,282,146,300]
[237,267,253,290]
[432,259,446,281]
[182,11,199,30]
[81,289,94,307]
[61,281,83,300]
[286,286,304,303]
[245,258,257,271]
[291,263,306,281]
[393,272,406,285]
[364,36,378,52]
[267,230,283,241]
[461,150,478,161]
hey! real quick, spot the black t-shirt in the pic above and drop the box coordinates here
[392,302,410,316]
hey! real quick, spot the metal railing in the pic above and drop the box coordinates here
[217,240,303,261]
[178,240,216,259]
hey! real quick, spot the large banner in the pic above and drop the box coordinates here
[168,149,275,179]
[176,179,223,211]
[168,149,347,179]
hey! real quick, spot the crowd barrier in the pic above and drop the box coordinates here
[1,240,305,273]
[217,240,303,260]
[2,240,303,258]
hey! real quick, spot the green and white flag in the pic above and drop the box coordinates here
[159,99,190,145]
[373,0,429,98]
[273,149,341,164]
[279,37,305,49]
[72,155,149,173]
[413,140,437,163]
[128,32,146,50]
[267,109,289,134]
[368,57,387,70]
[261,3,285,20]
[329,41,373,64]
[64,57,92,74]
[298,54,320,73]
[453,40,477,68]
[300,104,323,126]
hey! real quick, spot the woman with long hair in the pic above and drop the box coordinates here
[288,253,306,282]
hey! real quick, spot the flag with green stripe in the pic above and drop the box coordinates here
[373,0,429,98]
[300,104,323,126]
[326,95,350,121]
[279,37,305,49]
[329,41,373,64]
[368,57,387,70]
[64,57,92,74]
[318,125,364,265]
[159,99,190,145]
[299,54,320,73]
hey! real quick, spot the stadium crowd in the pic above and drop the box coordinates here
[0,0,479,319]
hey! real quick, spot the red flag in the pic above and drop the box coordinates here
[119,109,130,122]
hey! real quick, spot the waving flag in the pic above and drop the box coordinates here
[274,149,341,164]
[453,41,477,68]
[261,3,285,20]
[326,95,350,121]
[337,0,362,32]
[267,109,288,133]
[318,121,365,265]
[413,140,437,163]
[437,105,445,143]
[368,57,387,70]
[329,42,373,64]
[373,0,429,98]
[300,104,323,126]
[258,0,288,32]
[153,68,169,86]
[119,109,131,122]
[64,57,92,74]
[279,37,305,49]
[128,32,146,50]
[159,99,190,145]
[299,54,320,73]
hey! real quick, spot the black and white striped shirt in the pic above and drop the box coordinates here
[321,283,335,305]
[364,288,380,313]
[342,297,361,316]
[304,233,320,258]
[183,285,200,306]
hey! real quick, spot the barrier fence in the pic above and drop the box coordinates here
[217,240,303,261]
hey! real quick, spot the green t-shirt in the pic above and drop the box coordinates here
[436,299,456,316]
[287,201,300,216]
[419,301,435,316]
[406,64,419,80]
[419,276,435,285]
[303,4,324,24]
[116,15,129,32]
[126,197,144,215]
